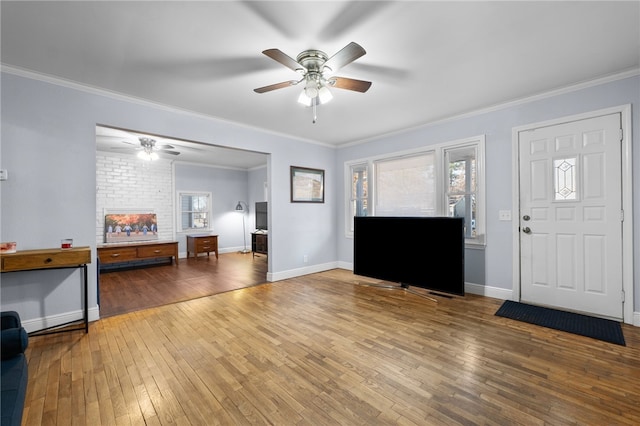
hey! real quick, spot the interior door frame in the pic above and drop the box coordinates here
[511,105,634,324]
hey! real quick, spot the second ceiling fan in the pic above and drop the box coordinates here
[254,42,372,123]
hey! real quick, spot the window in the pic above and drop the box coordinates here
[446,145,478,239]
[374,153,436,216]
[178,192,212,231]
[348,163,368,233]
[345,135,485,245]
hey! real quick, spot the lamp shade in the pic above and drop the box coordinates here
[297,91,313,106]
[318,86,333,104]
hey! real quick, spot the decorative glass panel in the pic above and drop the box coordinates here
[554,157,577,200]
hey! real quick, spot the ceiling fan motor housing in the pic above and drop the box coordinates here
[296,50,330,74]
[139,137,156,149]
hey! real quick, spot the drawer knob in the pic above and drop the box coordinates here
[111,253,120,257]
[45,258,53,263]
[154,250,161,253]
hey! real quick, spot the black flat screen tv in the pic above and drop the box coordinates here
[354,216,465,296]
[255,202,268,231]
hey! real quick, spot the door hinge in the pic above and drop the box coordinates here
[621,290,625,302]
[619,128,623,142]
[620,209,624,222]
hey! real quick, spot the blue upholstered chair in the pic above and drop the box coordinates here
[1,311,28,426]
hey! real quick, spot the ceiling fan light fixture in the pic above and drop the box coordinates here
[317,85,333,104]
[303,78,319,98]
[137,150,158,161]
[297,90,313,106]
[256,42,370,121]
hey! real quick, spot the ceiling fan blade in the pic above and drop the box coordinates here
[110,147,138,151]
[262,49,304,72]
[323,42,366,73]
[328,77,372,93]
[162,150,180,156]
[156,144,175,150]
[254,80,299,94]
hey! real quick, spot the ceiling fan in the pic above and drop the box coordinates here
[254,42,372,123]
[111,136,180,161]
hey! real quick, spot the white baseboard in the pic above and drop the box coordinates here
[22,306,100,334]
[268,261,340,282]
[633,311,640,327]
[465,282,512,300]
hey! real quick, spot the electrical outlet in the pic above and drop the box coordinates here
[0,170,7,181]
[303,255,308,263]
[499,210,512,221]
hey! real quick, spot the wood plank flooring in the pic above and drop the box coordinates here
[23,269,640,425]
[99,252,268,317]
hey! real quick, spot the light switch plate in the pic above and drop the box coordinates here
[0,169,7,181]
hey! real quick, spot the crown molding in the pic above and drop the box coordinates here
[341,67,640,148]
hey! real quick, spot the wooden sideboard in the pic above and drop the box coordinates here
[0,246,91,335]
[186,234,218,259]
[97,240,178,268]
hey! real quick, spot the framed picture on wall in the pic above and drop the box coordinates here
[290,166,324,203]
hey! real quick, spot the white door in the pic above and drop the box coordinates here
[518,113,623,319]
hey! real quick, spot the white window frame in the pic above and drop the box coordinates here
[177,191,213,232]
[345,135,485,247]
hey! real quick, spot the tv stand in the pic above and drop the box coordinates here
[251,232,267,258]
[97,240,178,269]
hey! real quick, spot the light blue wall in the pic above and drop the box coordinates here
[175,163,253,254]
[1,70,638,327]
[336,75,640,312]
[0,71,337,325]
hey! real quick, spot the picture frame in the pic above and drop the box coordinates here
[290,166,325,203]
[103,211,158,243]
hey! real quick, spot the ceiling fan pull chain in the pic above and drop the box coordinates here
[312,98,317,124]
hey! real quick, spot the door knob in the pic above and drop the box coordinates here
[522,227,531,234]
[523,215,530,221]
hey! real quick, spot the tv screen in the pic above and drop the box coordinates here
[255,202,268,231]
[354,216,464,296]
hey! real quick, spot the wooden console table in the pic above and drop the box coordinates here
[186,234,218,259]
[0,246,91,335]
[97,240,178,268]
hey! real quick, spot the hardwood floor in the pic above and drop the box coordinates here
[99,252,268,318]
[24,269,640,425]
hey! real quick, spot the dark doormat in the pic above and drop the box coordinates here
[495,300,625,346]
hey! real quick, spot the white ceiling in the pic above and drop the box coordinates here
[2,1,639,160]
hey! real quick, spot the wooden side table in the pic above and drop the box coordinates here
[186,234,218,259]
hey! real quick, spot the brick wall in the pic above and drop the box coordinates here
[96,153,173,243]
